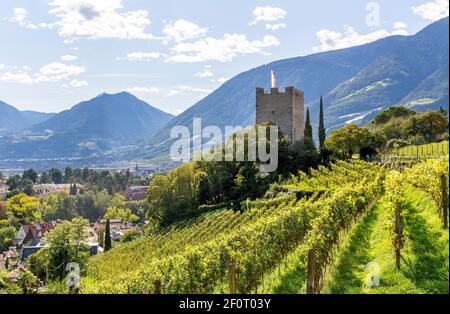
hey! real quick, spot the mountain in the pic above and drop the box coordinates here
[0,101,55,135]
[0,92,174,158]
[133,17,449,160]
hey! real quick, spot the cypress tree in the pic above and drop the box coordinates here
[104,219,112,251]
[318,96,326,149]
[304,107,313,144]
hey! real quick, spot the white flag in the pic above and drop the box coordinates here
[271,70,277,88]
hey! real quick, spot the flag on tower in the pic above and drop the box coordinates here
[271,70,277,88]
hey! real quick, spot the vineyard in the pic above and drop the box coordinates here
[79,157,449,294]
[388,141,449,158]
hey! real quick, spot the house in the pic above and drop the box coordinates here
[125,185,148,201]
[0,182,7,201]
[13,222,57,248]
[33,184,83,198]
[19,242,101,262]
[89,219,137,243]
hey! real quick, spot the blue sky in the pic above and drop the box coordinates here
[0,0,448,115]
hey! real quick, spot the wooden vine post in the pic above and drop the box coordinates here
[306,249,316,294]
[228,262,237,294]
[154,280,161,294]
[395,203,402,270]
[440,174,448,229]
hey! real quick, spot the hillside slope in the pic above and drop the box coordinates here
[0,92,174,158]
[132,17,449,160]
[0,101,54,135]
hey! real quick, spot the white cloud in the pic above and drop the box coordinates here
[412,0,449,21]
[250,6,287,25]
[313,26,409,52]
[0,64,4,70]
[393,22,408,30]
[1,62,86,86]
[165,85,212,98]
[7,7,54,30]
[265,23,287,31]
[166,34,280,63]
[36,62,85,82]
[123,52,161,61]
[70,79,88,87]
[163,19,208,42]
[126,86,159,94]
[1,71,34,84]
[61,55,78,61]
[48,0,157,40]
[195,65,214,78]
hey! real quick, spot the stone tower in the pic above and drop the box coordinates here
[256,86,305,143]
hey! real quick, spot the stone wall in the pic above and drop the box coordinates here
[256,86,304,143]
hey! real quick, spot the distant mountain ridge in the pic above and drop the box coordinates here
[0,18,448,164]
[0,92,174,158]
[131,17,449,160]
[0,100,55,135]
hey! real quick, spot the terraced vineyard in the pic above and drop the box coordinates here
[389,141,449,157]
[81,160,384,293]
[80,157,448,294]
[256,156,449,294]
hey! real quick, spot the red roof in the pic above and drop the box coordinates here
[22,222,55,239]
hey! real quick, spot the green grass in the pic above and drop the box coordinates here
[255,245,308,294]
[322,186,449,294]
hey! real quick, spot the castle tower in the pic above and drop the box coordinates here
[256,86,305,143]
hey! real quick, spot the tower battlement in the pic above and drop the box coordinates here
[256,86,305,143]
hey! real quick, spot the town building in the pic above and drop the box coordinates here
[0,182,7,201]
[33,184,83,198]
[13,222,57,248]
[19,242,101,262]
[125,185,148,201]
[89,219,137,243]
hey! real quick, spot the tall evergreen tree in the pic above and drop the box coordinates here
[304,107,313,144]
[318,96,326,149]
[64,167,73,183]
[104,219,112,251]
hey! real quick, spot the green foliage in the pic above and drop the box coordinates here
[0,226,16,252]
[22,169,38,184]
[304,107,313,145]
[6,175,35,197]
[104,219,111,252]
[30,218,90,281]
[147,163,200,226]
[391,141,449,157]
[318,96,326,149]
[104,206,139,224]
[5,193,41,227]
[16,271,37,294]
[372,106,416,125]
[325,124,384,159]
[80,161,383,294]
[121,230,141,243]
[371,109,448,146]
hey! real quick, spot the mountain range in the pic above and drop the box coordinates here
[0,101,55,135]
[131,17,448,160]
[0,17,448,164]
[0,92,173,159]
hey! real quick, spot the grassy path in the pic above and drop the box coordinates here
[322,187,449,294]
